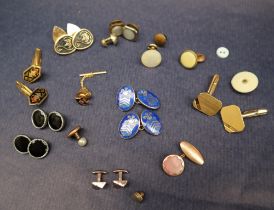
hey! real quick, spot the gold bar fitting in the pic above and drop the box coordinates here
[32,48,42,67]
[207,74,220,95]
[16,81,32,96]
[242,109,268,118]
[79,71,107,78]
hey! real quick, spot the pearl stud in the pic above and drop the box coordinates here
[67,126,87,147]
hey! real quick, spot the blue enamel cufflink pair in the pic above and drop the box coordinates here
[117,85,162,139]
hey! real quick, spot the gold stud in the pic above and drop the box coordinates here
[122,23,139,41]
[162,141,204,176]
[179,49,206,69]
[109,19,125,36]
[67,23,94,50]
[113,169,129,188]
[16,81,48,106]
[23,48,42,83]
[132,191,145,203]
[92,170,108,189]
[153,33,167,47]
[141,44,162,68]
[220,105,268,133]
[67,126,87,147]
[193,74,222,116]
[52,26,75,55]
[101,34,118,47]
[75,71,107,105]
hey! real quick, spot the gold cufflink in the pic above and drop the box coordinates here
[141,44,162,68]
[153,33,167,47]
[179,49,206,69]
[16,81,48,105]
[67,23,94,50]
[132,191,145,203]
[23,48,42,83]
[122,23,139,41]
[220,105,268,133]
[52,26,75,55]
[92,170,108,189]
[109,19,125,36]
[75,71,107,105]
[101,34,118,47]
[113,169,128,188]
[162,141,205,176]
[193,74,222,116]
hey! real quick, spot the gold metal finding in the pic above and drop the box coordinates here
[16,81,48,105]
[23,48,42,83]
[179,50,206,69]
[193,74,222,116]
[220,105,268,133]
[75,71,107,105]
[52,26,75,55]
[101,34,118,47]
[132,191,145,203]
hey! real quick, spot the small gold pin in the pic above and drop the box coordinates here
[23,48,42,83]
[75,71,107,105]
[179,49,206,69]
[220,105,268,133]
[193,74,222,116]
[16,81,48,105]
[52,26,75,55]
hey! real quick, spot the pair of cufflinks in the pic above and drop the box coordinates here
[193,74,268,133]
[101,19,139,47]
[16,48,48,106]
[52,23,94,55]
[91,169,129,189]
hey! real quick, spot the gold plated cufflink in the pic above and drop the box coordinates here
[162,141,204,176]
[179,50,206,69]
[113,169,128,188]
[123,23,139,41]
[75,71,107,105]
[52,26,75,55]
[109,19,125,36]
[23,48,42,83]
[220,105,268,133]
[141,44,162,68]
[67,23,94,50]
[92,170,108,189]
[193,74,222,116]
[16,81,48,105]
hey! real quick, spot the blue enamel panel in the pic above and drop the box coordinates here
[141,110,162,136]
[137,89,160,109]
[119,113,140,139]
[117,85,135,111]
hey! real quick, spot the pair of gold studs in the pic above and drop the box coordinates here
[101,19,139,47]
[75,71,107,105]
[193,74,268,133]
[52,23,94,55]
[141,33,167,68]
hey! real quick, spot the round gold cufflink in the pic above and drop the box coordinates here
[67,23,94,50]
[109,19,125,36]
[179,50,206,69]
[52,26,75,55]
[23,48,42,83]
[162,141,204,176]
[153,33,167,47]
[141,44,162,68]
[123,24,139,41]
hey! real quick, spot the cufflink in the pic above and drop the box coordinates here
[92,170,108,189]
[48,111,65,132]
[122,23,139,41]
[162,141,204,176]
[28,139,49,159]
[141,44,162,68]
[31,109,48,129]
[179,50,206,69]
[23,48,42,83]
[13,135,31,154]
[113,169,128,188]
[109,19,125,36]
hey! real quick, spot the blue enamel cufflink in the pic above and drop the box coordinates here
[117,85,160,111]
[118,110,162,139]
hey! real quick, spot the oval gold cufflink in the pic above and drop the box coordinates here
[109,19,125,36]
[179,50,206,69]
[92,170,108,189]
[193,74,223,116]
[75,71,107,105]
[101,34,118,47]
[220,105,268,133]
[123,23,139,41]
[141,44,162,68]
[68,126,87,147]
[113,169,128,188]
[67,23,94,50]
[162,141,204,176]
[16,81,48,105]
[23,48,42,83]
[52,26,75,55]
